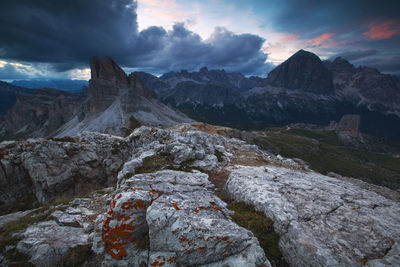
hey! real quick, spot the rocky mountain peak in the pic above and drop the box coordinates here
[199,66,208,73]
[90,56,129,85]
[330,57,356,73]
[266,49,334,94]
[88,56,158,113]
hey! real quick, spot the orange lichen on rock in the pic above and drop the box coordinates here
[150,260,165,266]
[210,203,222,213]
[171,202,180,210]
[167,256,176,264]
[100,191,153,261]
[101,215,135,260]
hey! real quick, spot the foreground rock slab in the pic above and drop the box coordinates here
[225,165,400,266]
[93,170,270,266]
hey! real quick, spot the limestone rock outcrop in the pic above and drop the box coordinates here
[225,165,400,266]
[93,170,270,266]
[0,132,130,205]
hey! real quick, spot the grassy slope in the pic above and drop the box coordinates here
[254,128,400,189]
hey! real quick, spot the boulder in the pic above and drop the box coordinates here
[336,114,360,138]
[93,170,270,266]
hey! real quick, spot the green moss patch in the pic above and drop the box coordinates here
[0,197,75,253]
[122,172,134,179]
[0,209,50,261]
[135,154,172,174]
[215,149,224,162]
[3,248,34,266]
[227,202,288,267]
[0,196,39,217]
[58,244,96,267]
[166,158,203,173]
[135,154,203,174]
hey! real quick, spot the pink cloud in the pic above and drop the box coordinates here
[308,33,337,48]
[364,21,400,40]
[279,33,299,43]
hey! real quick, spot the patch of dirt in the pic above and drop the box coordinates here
[206,169,231,196]
[80,191,112,224]
[230,149,269,167]
[191,122,234,136]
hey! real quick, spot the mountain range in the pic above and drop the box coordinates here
[11,79,88,93]
[1,49,400,141]
[135,49,400,139]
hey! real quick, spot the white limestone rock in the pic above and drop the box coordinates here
[17,220,89,267]
[225,165,400,266]
[93,170,270,266]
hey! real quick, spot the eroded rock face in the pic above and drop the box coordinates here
[88,56,157,113]
[225,165,400,266]
[93,170,270,266]
[90,56,129,85]
[0,132,130,205]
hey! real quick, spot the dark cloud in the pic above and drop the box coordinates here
[355,55,400,75]
[269,0,400,37]
[0,0,137,65]
[137,24,270,75]
[330,49,380,61]
[0,0,270,76]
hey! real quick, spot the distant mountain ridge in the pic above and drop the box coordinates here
[136,49,400,139]
[11,79,88,93]
[2,50,400,140]
[0,81,34,115]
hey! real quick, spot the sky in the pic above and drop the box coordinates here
[0,0,399,81]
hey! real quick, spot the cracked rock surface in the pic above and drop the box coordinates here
[225,165,400,266]
[0,132,130,205]
[93,170,270,266]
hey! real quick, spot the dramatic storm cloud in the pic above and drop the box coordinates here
[0,0,270,77]
[0,0,399,79]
